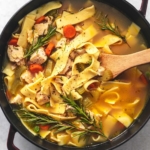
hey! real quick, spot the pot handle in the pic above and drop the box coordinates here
[7,125,20,150]
[139,0,149,16]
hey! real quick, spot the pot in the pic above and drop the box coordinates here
[0,0,150,150]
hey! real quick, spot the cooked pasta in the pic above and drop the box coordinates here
[2,0,149,148]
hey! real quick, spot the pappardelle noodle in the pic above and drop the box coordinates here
[3,0,150,147]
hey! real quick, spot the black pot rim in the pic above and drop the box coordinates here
[0,0,150,150]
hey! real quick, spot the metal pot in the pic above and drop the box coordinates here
[0,0,150,150]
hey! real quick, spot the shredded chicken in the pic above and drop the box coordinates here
[7,45,25,65]
[36,92,49,105]
[97,66,105,76]
[10,94,23,104]
[20,70,33,83]
[75,25,83,32]
[29,47,47,64]
[70,48,85,60]
[60,58,73,75]
[34,16,53,36]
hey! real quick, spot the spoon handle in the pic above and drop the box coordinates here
[101,48,150,78]
[122,48,150,67]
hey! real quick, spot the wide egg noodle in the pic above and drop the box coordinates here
[56,5,95,29]
[63,42,100,94]
[23,98,76,121]
[101,87,120,105]
[110,110,133,128]
[20,86,36,100]
[56,133,70,146]
[84,80,100,92]
[17,113,38,136]
[4,75,15,91]
[93,34,123,54]
[102,115,118,138]
[36,1,62,19]
[51,24,99,76]
[71,53,91,75]
[50,48,63,62]
[39,130,51,139]
[88,82,131,116]
[2,62,15,76]
[93,34,122,47]
[63,56,100,94]
[68,132,86,147]
[91,135,107,142]
[41,24,99,95]
[126,22,141,37]
[17,14,35,48]
[20,75,43,100]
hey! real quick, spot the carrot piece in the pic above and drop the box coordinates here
[29,64,43,73]
[140,74,148,85]
[45,42,55,56]
[8,38,18,46]
[63,25,76,39]
[35,16,45,24]
[39,124,50,130]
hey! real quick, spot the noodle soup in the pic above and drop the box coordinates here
[2,0,150,147]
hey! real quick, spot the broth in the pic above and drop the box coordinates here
[2,0,150,147]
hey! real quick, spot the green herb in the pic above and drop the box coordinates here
[24,26,56,58]
[73,131,89,142]
[61,95,93,124]
[96,13,127,44]
[15,108,58,125]
[15,108,106,142]
[145,71,150,80]
[47,9,59,18]
[73,129,106,142]
[34,126,40,133]
[87,59,92,65]
[45,102,50,107]
[50,124,75,134]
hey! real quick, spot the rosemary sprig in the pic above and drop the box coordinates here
[96,13,127,43]
[61,95,94,125]
[24,26,56,58]
[50,123,75,134]
[15,108,106,141]
[61,95,106,137]
[14,108,58,125]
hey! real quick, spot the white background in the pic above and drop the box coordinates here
[0,0,150,150]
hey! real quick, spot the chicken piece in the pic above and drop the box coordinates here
[75,25,82,32]
[30,47,47,64]
[34,16,53,36]
[60,58,72,75]
[36,92,49,105]
[7,45,24,65]
[70,48,85,60]
[97,66,105,76]
[20,70,33,83]
[10,94,23,104]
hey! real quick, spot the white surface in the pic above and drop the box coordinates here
[0,0,150,150]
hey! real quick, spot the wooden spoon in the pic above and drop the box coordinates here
[101,48,150,78]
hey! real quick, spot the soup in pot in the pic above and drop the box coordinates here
[2,0,150,147]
